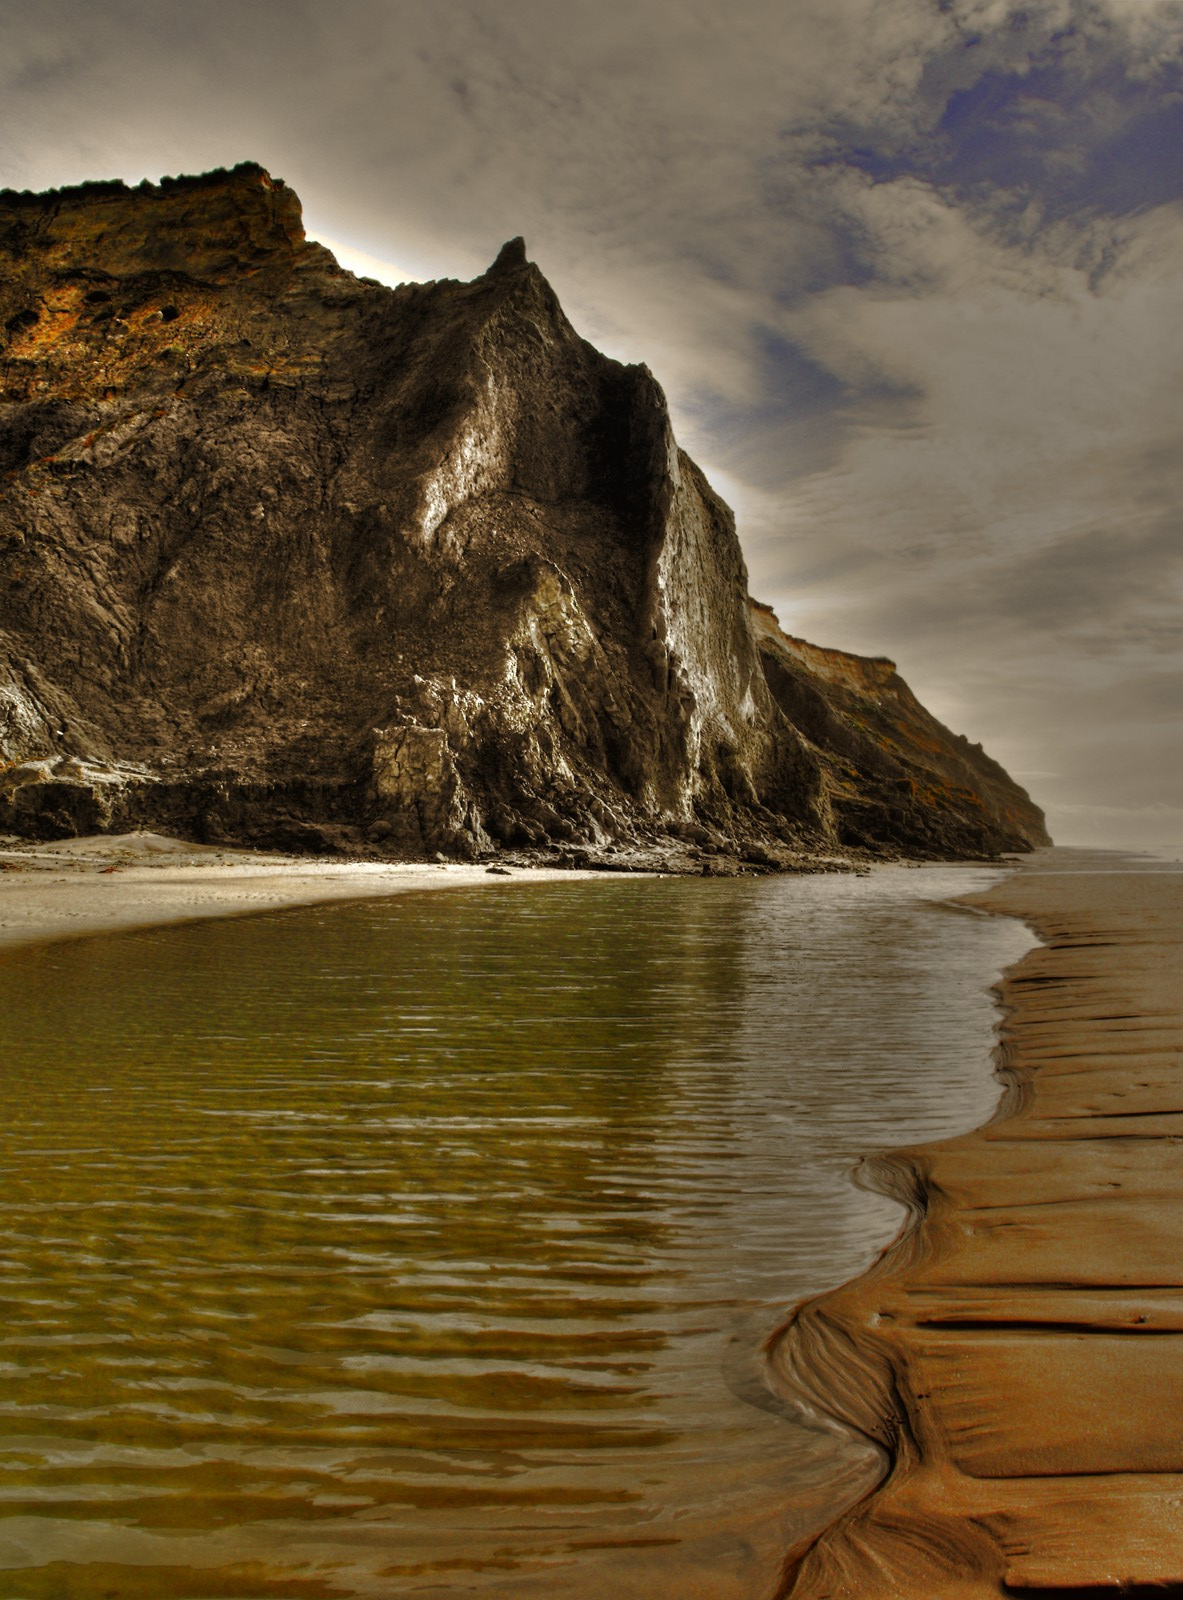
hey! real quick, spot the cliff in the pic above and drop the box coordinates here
[750,604,1047,857]
[0,163,1048,863]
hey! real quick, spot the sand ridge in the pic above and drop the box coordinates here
[767,848,1183,1596]
[0,831,600,953]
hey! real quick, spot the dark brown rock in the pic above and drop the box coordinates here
[0,163,1048,859]
[751,604,1049,856]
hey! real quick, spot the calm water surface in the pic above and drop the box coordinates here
[0,868,1033,1599]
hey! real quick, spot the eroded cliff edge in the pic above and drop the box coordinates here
[0,163,1048,862]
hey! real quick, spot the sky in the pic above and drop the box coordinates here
[1,0,1180,851]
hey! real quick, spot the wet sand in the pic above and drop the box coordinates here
[768,848,1183,1597]
[0,832,596,953]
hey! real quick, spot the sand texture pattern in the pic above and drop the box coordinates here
[769,852,1183,1597]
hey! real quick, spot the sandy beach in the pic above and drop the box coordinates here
[0,832,602,955]
[5,834,1179,1595]
[769,847,1183,1597]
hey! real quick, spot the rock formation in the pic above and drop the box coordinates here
[751,606,1048,858]
[0,163,1048,862]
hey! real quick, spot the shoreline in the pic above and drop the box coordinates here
[0,827,920,956]
[766,846,1183,1596]
[0,831,605,955]
[8,831,1165,1595]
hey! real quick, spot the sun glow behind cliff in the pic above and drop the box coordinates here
[309,233,422,290]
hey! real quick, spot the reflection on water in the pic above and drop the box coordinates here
[0,868,1032,1598]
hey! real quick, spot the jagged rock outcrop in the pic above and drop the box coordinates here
[0,163,1048,861]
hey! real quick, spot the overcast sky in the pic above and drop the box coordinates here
[2,0,1180,850]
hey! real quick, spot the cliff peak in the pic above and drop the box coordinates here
[488,236,529,274]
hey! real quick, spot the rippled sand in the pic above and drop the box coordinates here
[771,848,1183,1597]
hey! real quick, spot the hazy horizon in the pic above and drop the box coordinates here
[3,0,1180,851]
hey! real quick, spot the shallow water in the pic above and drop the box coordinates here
[0,867,1032,1599]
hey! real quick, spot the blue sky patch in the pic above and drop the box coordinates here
[837,30,1183,224]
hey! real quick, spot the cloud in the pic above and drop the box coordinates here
[737,173,1183,587]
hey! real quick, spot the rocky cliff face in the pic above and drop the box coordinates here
[0,163,1048,862]
[751,604,1047,856]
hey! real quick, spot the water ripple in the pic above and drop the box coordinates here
[0,868,1032,1597]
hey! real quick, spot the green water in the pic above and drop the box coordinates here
[0,869,1032,1598]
